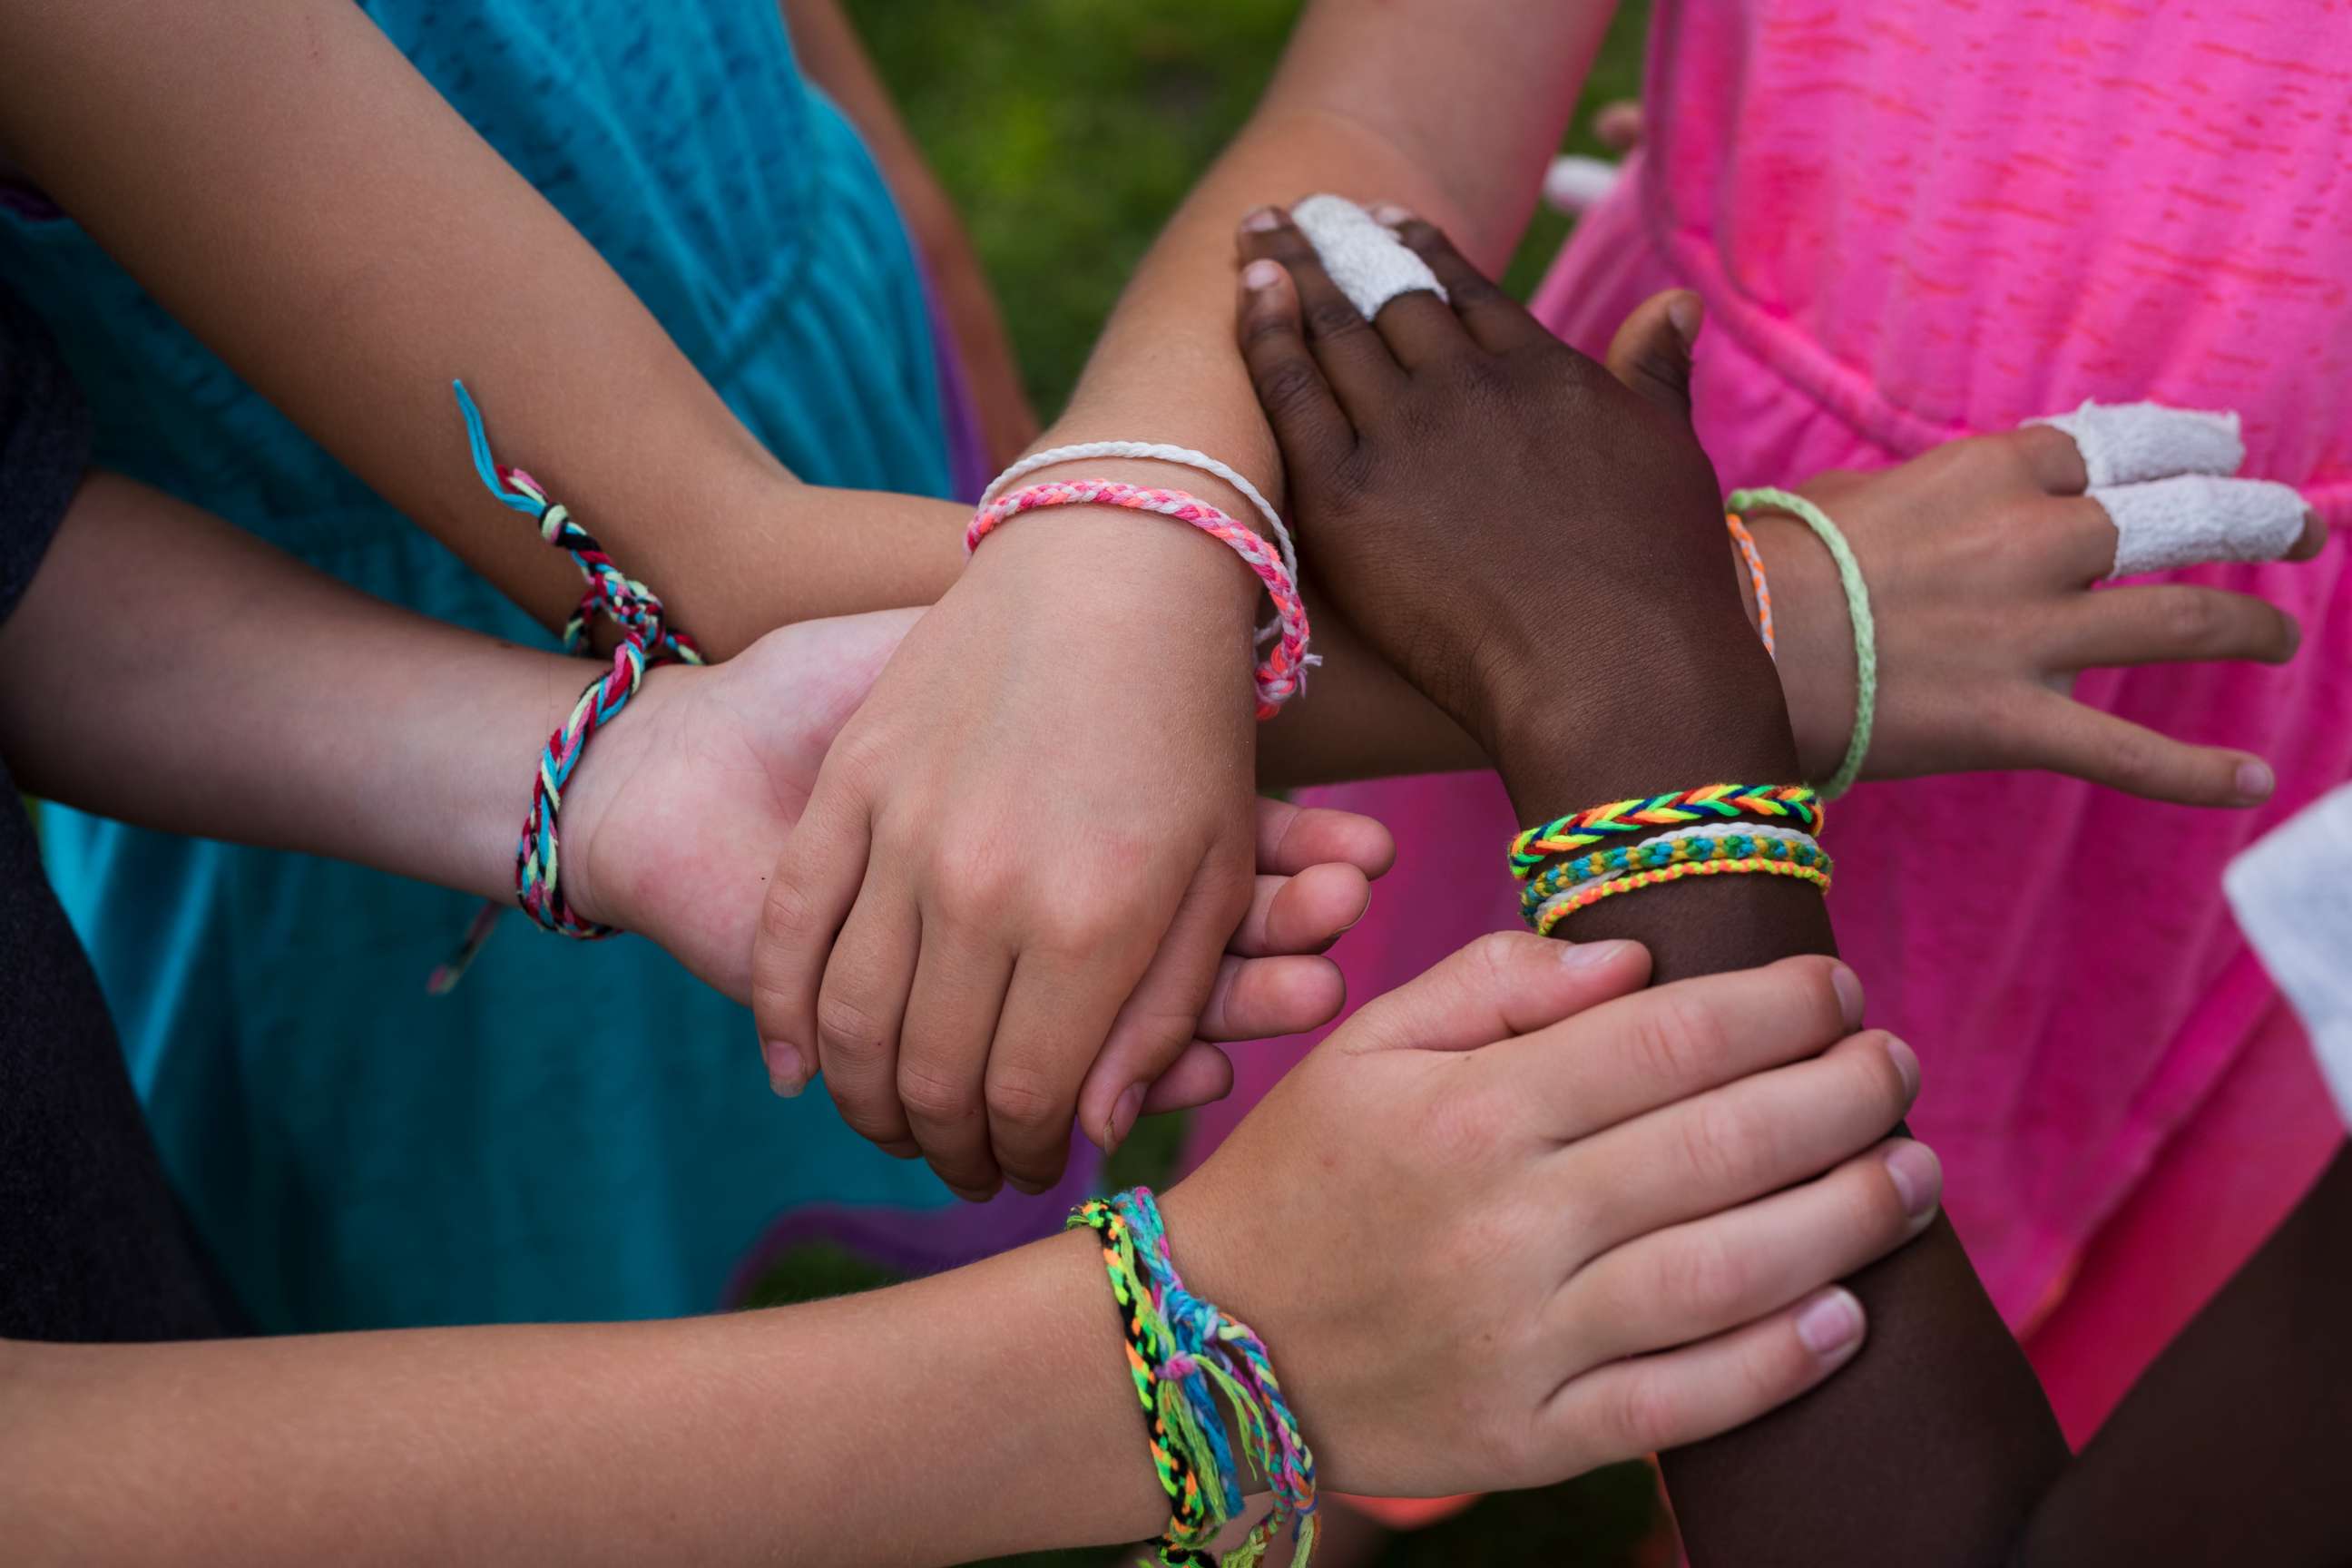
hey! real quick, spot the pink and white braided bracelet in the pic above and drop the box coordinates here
[967,479,1314,719]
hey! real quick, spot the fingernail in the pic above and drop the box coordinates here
[1666,292,1704,350]
[1240,206,1284,232]
[1560,938,1634,969]
[2237,759,2275,801]
[1006,1175,1051,1197]
[1371,201,1414,227]
[946,1181,998,1204]
[1106,1083,1146,1152]
[1884,1141,1945,1220]
[764,1044,807,1098]
[1831,965,1866,1029]
[1241,258,1285,290]
[1884,1035,1920,1101]
[1794,1288,1865,1358]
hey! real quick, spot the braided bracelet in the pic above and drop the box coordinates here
[1508,783,1822,880]
[1724,487,1875,799]
[1070,1190,1319,1568]
[983,441,1298,647]
[970,480,1314,719]
[1725,511,1776,658]
[427,383,703,995]
[1534,857,1835,936]
[1517,823,1828,924]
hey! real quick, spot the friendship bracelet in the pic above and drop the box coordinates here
[1071,1191,1319,1568]
[1533,856,1835,936]
[1725,511,1776,658]
[1724,487,1875,799]
[1517,824,1828,923]
[1070,1197,1223,1563]
[970,480,1314,719]
[427,384,704,995]
[983,441,1298,645]
[1508,784,1822,880]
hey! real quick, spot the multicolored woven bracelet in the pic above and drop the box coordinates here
[1725,511,1776,658]
[1070,1189,1319,1568]
[1508,783,1822,879]
[1517,824,1828,924]
[1533,856,1835,936]
[428,383,703,995]
[967,479,1314,720]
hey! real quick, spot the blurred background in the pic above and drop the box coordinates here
[757,5,1671,1563]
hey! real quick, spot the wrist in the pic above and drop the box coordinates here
[547,661,695,933]
[1746,509,1853,784]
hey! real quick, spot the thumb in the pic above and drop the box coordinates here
[1348,932,1651,1056]
[1606,288,1702,426]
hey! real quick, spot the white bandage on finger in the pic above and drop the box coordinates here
[2225,782,2352,1130]
[2026,399,2246,486]
[1289,194,1446,321]
[2090,474,2309,579]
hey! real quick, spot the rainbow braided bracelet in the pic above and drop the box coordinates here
[967,479,1314,720]
[429,383,702,995]
[1071,1189,1318,1568]
[1517,823,1830,925]
[1508,783,1823,879]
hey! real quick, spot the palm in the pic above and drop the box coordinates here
[572,609,922,1003]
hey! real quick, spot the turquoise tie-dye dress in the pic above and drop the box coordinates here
[0,0,965,1330]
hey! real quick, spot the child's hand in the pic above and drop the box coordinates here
[1739,432,2325,805]
[558,606,1392,1152]
[733,518,1378,1200]
[1233,207,1780,777]
[1164,936,1937,1494]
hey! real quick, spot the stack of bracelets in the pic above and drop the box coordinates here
[1509,783,1833,936]
[969,440,1315,720]
[1069,1188,1318,1568]
[429,382,705,995]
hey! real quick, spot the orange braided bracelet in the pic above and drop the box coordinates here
[1533,857,1834,936]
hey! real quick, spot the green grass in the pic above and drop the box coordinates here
[777,5,1663,1562]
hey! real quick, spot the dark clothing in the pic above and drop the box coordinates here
[0,288,235,1341]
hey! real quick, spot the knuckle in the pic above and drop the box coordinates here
[1681,1093,1773,1191]
[1602,1369,1677,1458]
[982,1067,1065,1133]
[1631,990,1734,1088]
[815,990,888,1061]
[759,877,818,946]
[896,1060,979,1128]
[1660,1225,1753,1318]
[1257,359,1330,421]
[2163,590,2224,650]
[1306,300,1370,340]
[1426,1083,1514,1166]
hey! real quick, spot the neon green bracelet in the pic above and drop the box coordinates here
[1726,486,1876,799]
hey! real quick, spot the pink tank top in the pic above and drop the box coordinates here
[1642,0,2352,509]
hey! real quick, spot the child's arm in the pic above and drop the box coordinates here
[0,472,1387,1099]
[1234,211,2072,1568]
[5,926,1930,1564]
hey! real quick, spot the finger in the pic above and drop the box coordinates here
[1228,866,1371,958]
[1603,288,1702,426]
[897,919,1016,1199]
[1288,193,1475,369]
[1566,1030,1921,1250]
[2025,400,2245,488]
[1195,953,1346,1043]
[1345,930,1653,1056]
[2091,475,2314,579]
[1238,206,1404,418]
[750,771,873,1095]
[1543,1286,1867,1472]
[2002,423,2093,495]
[1140,1042,1236,1115]
[1075,854,1253,1155]
[1995,684,2277,808]
[811,886,921,1154]
[2059,583,2301,671]
[1556,1137,1939,1366]
[1479,954,1866,1140]
[982,951,1096,1193]
[1594,100,1645,152]
[1252,797,1397,879]
[1237,253,1357,468]
[2286,509,2330,562]
[1382,211,1556,354]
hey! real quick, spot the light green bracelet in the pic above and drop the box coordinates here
[1726,486,1876,800]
